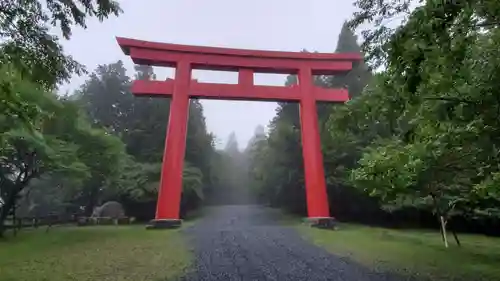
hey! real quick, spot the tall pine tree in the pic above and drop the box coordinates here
[327,21,372,99]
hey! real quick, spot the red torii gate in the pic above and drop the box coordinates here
[117,37,361,229]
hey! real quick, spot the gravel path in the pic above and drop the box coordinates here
[181,205,406,281]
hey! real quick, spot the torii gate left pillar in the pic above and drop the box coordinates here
[116,37,361,229]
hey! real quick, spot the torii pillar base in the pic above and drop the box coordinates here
[303,217,338,230]
[146,219,183,230]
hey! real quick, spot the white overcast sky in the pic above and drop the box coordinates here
[59,0,358,149]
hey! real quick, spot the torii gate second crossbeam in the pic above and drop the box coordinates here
[117,37,362,229]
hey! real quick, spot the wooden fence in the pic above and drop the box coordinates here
[4,215,135,235]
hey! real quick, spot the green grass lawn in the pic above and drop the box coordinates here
[299,223,500,281]
[0,225,192,281]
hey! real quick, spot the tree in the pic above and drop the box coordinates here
[15,175,82,219]
[224,132,240,156]
[134,65,156,81]
[327,21,371,99]
[77,61,133,134]
[117,160,204,218]
[0,73,89,236]
[245,125,267,198]
[0,0,121,88]
[344,0,500,242]
[76,62,217,219]
[185,99,215,190]
[0,65,42,137]
[71,124,128,216]
[208,132,254,205]
[0,0,122,130]
[0,65,135,236]
[246,21,372,217]
[42,94,130,215]
[245,109,306,212]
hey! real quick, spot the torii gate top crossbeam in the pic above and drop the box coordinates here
[117,37,361,75]
[117,37,362,102]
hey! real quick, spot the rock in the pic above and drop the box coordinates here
[92,201,125,219]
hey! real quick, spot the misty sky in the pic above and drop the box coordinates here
[59,0,358,149]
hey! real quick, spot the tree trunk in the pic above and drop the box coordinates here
[0,216,6,238]
[0,209,8,238]
[0,170,36,237]
[439,215,449,248]
[452,229,461,246]
[84,186,100,217]
[12,204,17,237]
[0,195,16,238]
[439,223,445,242]
[450,220,461,247]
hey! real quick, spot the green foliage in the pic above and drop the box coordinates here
[0,0,121,88]
[119,161,204,203]
[339,0,500,242]
[0,65,131,230]
[118,161,161,202]
[0,70,92,234]
[0,64,42,134]
[0,0,121,142]
[75,62,215,216]
[247,5,500,239]
[0,70,89,182]
[182,163,204,200]
[0,2,124,225]
[246,21,372,215]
